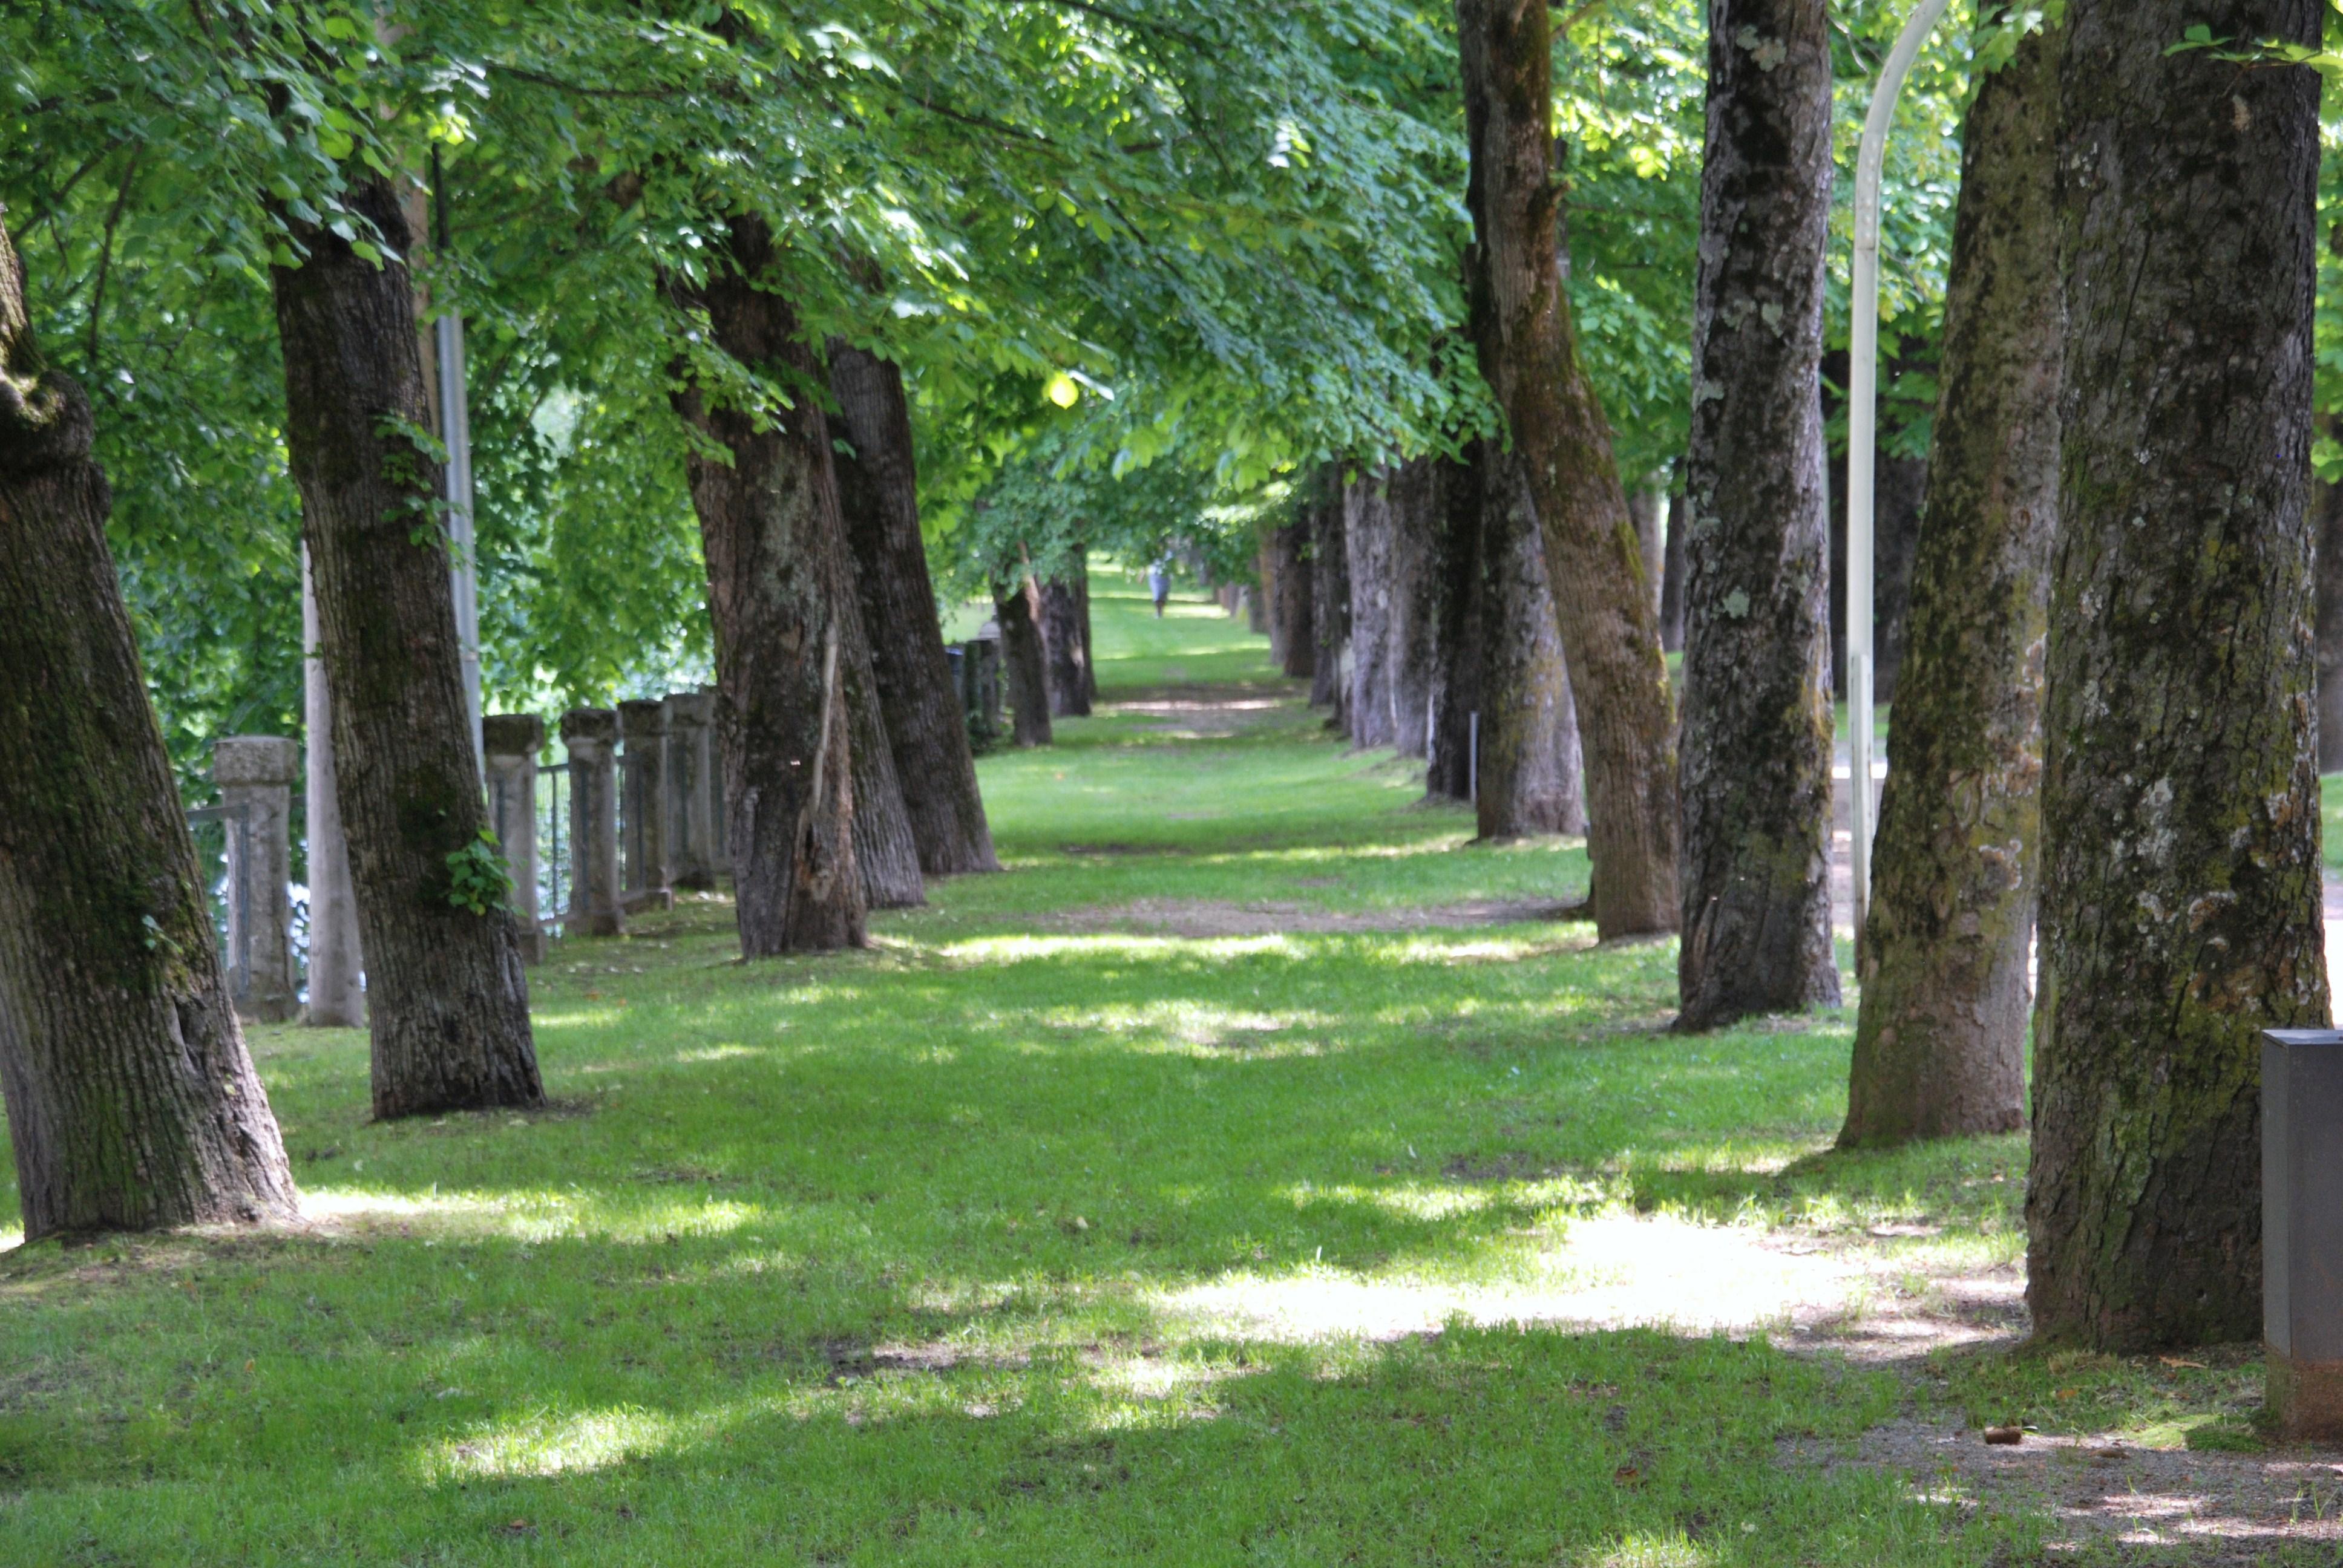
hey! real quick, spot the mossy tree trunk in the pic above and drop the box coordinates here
[996,573,1054,748]
[827,342,997,876]
[669,217,865,955]
[1457,0,1679,938]
[0,214,298,1238]
[1674,0,1840,1030]
[2027,0,2328,1350]
[1842,15,2060,1148]
[269,177,542,1117]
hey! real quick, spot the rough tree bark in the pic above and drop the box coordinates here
[1673,0,1841,1030]
[0,214,298,1239]
[2027,0,2328,1351]
[1477,443,1588,838]
[1388,459,1444,759]
[996,572,1054,747]
[827,342,998,875]
[1345,471,1398,750]
[1427,453,1484,803]
[1041,557,1093,718]
[1457,0,1679,938]
[1309,465,1349,718]
[1629,486,1665,619]
[1270,521,1314,680]
[2315,407,2343,773]
[270,177,542,1116]
[670,217,865,955]
[1841,16,2060,1148]
[837,603,925,910]
[1659,488,1687,653]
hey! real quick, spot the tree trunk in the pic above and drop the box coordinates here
[838,603,925,910]
[1076,568,1098,704]
[1457,0,1679,939]
[1041,560,1093,717]
[270,177,542,1116]
[1427,452,1484,803]
[1271,521,1315,680]
[2315,410,2343,772]
[1629,486,1665,620]
[997,574,1054,746]
[827,342,998,875]
[2026,0,2328,1351]
[1673,0,1841,1030]
[1841,16,2059,1148]
[1478,443,1588,838]
[669,218,865,955]
[1309,465,1349,717]
[1388,459,1444,759]
[1659,488,1688,653]
[1345,470,1398,750]
[0,215,298,1240]
[1872,456,1929,703]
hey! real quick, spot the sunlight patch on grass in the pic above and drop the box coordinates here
[427,1402,695,1480]
[673,1044,765,1064]
[932,932,1305,965]
[1578,1534,1720,1568]
[301,1186,763,1243]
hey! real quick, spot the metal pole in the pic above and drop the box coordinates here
[1848,0,1950,941]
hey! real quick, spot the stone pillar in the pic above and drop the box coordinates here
[618,697,673,912]
[560,707,624,937]
[2266,1028,2343,1439]
[214,736,299,1024]
[482,714,546,964]
[302,547,364,1026]
[663,689,718,890]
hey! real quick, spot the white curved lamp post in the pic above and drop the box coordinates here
[1848,0,1951,941]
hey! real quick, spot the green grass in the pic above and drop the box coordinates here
[0,567,2267,1564]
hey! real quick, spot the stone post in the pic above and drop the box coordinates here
[302,546,363,1026]
[663,689,718,890]
[560,707,624,937]
[618,697,673,912]
[482,714,546,964]
[2265,1028,2343,1439]
[213,736,299,1024]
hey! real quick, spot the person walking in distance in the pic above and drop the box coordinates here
[1149,557,1171,618]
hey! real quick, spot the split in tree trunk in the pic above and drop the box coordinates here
[1841,14,2059,1148]
[0,213,298,1238]
[827,342,998,876]
[1309,464,1349,719]
[1674,0,1841,1030]
[270,177,542,1116]
[996,573,1054,747]
[1345,470,1398,750]
[1476,443,1588,838]
[1457,0,1678,939]
[669,217,865,955]
[1388,458,1444,759]
[2026,0,2327,1351]
[1041,555,1094,718]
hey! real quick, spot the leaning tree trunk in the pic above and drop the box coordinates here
[996,574,1054,747]
[1271,520,1315,680]
[1457,0,1678,939]
[670,218,865,955]
[2315,406,2343,773]
[1673,0,1840,1030]
[1388,458,1444,759]
[1841,15,2060,1148]
[270,177,542,1117]
[2026,0,2328,1352]
[1041,561,1093,717]
[1345,471,1398,750]
[1427,452,1485,803]
[1478,443,1588,838]
[827,342,998,875]
[838,601,925,909]
[0,214,298,1239]
[1310,466,1349,717]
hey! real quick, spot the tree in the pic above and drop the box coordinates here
[1841,13,2060,1147]
[1388,459,1444,759]
[1673,0,1839,1030]
[1345,471,1400,749]
[837,597,926,910]
[2027,0,2328,1350]
[1456,0,1678,940]
[1473,443,1587,838]
[1309,466,1350,717]
[827,344,998,876]
[671,218,867,955]
[995,568,1054,747]
[0,210,299,1238]
[1041,567,1094,719]
[272,175,543,1118]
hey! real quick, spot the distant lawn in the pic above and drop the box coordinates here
[0,569,2281,1564]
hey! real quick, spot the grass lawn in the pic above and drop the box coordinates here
[0,569,2292,1564]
